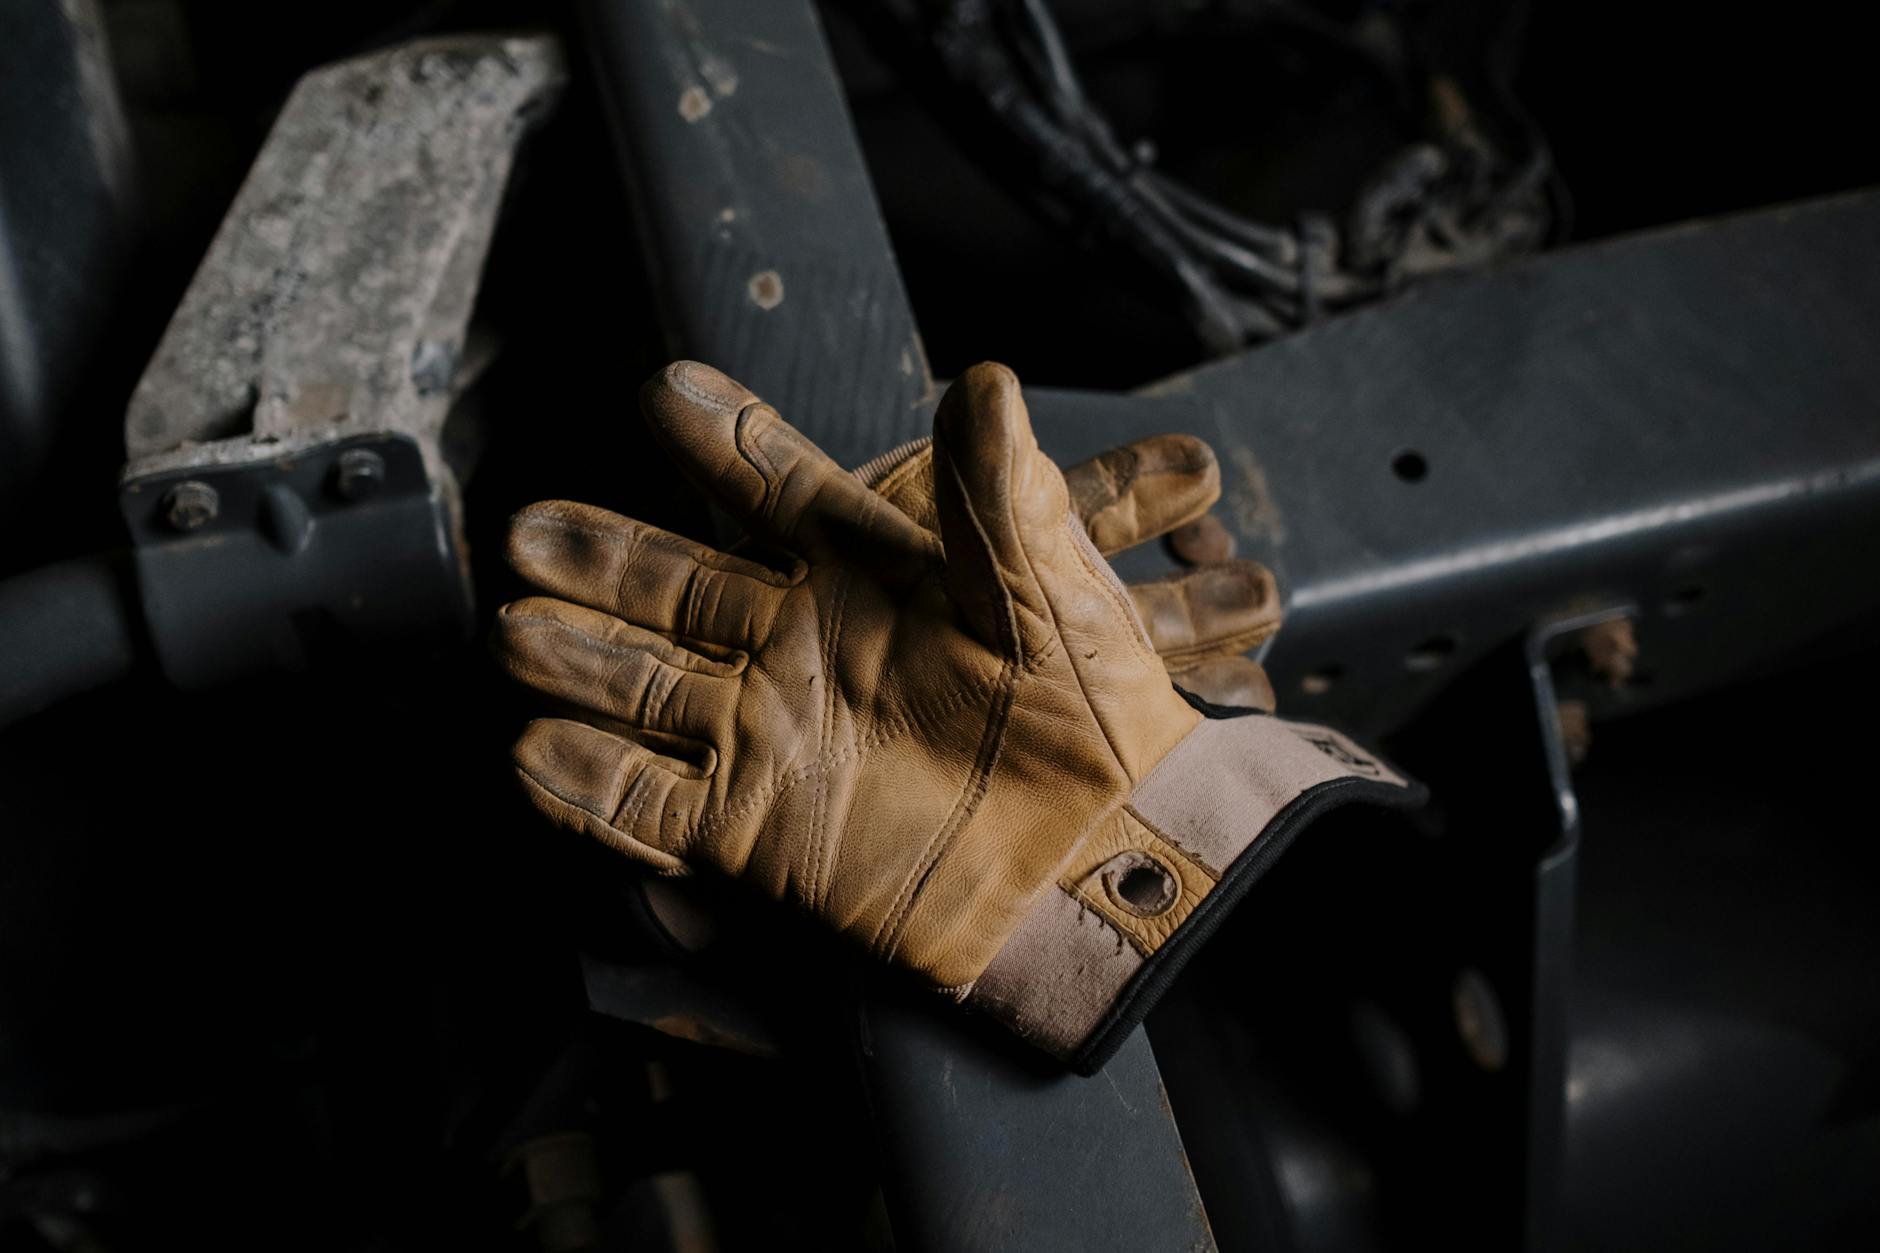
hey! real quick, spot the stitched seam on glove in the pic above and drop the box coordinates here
[498,612,749,677]
[875,653,1022,962]
[809,566,852,910]
[524,513,803,588]
[615,765,660,838]
[737,406,790,540]
[686,652,1013,864]
[1065,508,1158,663]
[1155,628,1280,668]
[1033,517,1144,788]
[938,427,1027,661]
[516,770,687,875]
[869,435,1039,959]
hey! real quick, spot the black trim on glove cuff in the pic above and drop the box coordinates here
[964,708,1425,1075]
[1069,767,1425,1074]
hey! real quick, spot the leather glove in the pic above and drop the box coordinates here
[853,434,1281,710]
[626,429,1281,960]
[497,361,1421,1072]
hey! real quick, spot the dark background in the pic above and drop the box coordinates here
[2,2,1876,1249]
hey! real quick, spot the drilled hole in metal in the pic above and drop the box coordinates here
[1392,449,1428,482]
[1663,583,1707,617]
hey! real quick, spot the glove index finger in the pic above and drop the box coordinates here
[639,360,767,512]
[1064,434,1220,555]
[641,360,931,564]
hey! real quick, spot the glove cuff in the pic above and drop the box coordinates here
[964,713,1424,1074]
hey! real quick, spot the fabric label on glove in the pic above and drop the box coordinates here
[1128,716,1407,874]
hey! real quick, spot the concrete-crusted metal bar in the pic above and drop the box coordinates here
[118,35,565,688]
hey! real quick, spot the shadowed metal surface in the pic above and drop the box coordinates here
[1026,192,1880,735]
[0,0,131,512]
[583,0,934,470]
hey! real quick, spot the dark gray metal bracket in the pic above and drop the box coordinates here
[117,433,465,688]
[113,35,565,690]
[1511,607,1622,1250]
[1024,193,1880,737]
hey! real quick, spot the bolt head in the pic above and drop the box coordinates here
[333,448,387,501]
[163,481,219,531]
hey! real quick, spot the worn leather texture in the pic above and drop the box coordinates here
[500,361,1204,989]
[862,433,1282,709]
[497,361,1421,1064]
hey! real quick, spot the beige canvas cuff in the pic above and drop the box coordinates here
[965,713,1421,1073]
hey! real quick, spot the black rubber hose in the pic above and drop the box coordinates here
[0,551,147,729]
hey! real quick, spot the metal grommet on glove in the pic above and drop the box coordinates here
[1102,852,1180,918]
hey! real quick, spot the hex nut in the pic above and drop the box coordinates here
[333,448,387,501]
[163,481,220,531]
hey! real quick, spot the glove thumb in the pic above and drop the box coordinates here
[932,363,1067,658]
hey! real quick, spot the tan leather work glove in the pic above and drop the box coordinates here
[853,434,1281,710]
[497,361,1421,1072]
